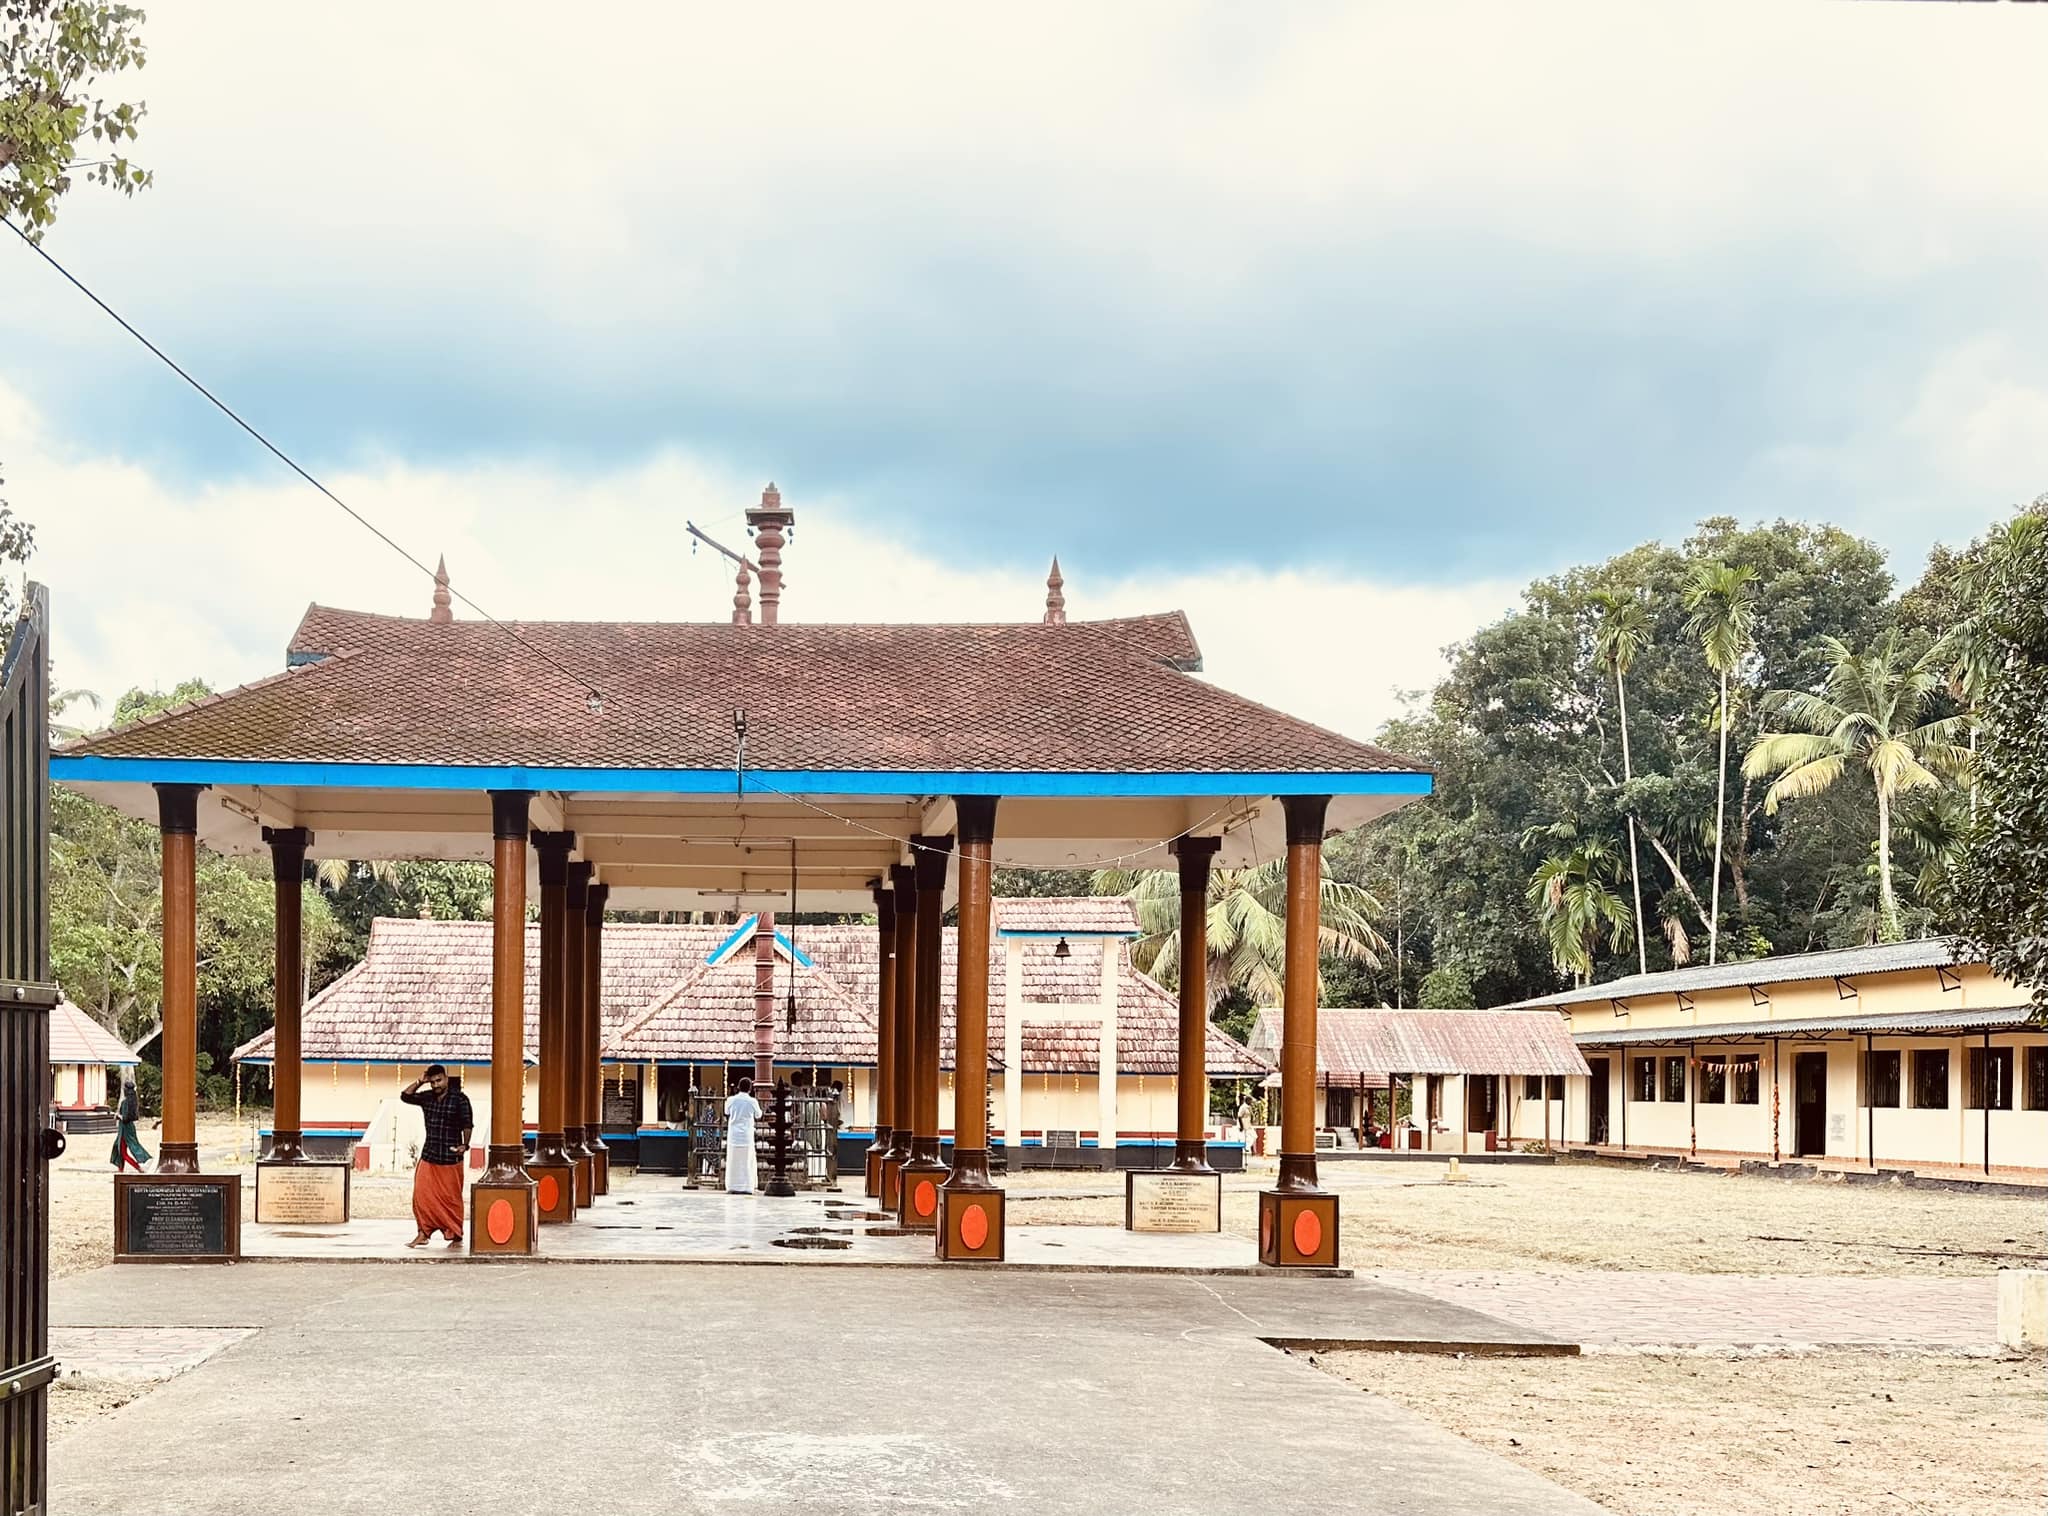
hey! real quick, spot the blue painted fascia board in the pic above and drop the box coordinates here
[51,754,1433,800]
[705,915,815,968]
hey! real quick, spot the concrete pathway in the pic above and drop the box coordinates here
[50,1325,255,1381]
[1362,1269,2000,1349]
[242,1184,1311,1274]
[49,1263,1599,1515]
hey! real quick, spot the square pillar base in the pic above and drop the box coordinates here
[879,1155,906,1213]
[255,1159,351,1225]
[864,1146,884,1198]
[573,1154,595,1208]
[897,1160,947,1231]
[526,1158,576,1224]
[114,1173,242,1262]
[1125,1169,1222,1233]
[470,1181,538,1256]
[1258,1189,1339,1268]
[593,1147,611,1197]
[936,1185,1005,1261]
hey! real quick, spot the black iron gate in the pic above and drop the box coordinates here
[1,584,57,1516]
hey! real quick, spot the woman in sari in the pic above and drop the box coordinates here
[111,1079,151,1172]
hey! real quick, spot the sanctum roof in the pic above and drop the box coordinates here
[232,914,1268,1077]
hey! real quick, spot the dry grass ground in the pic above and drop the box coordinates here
[1315,1348,2047,1516]
[1008,1158,2046,1275]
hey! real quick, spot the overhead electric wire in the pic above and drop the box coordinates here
[4,217,606,708]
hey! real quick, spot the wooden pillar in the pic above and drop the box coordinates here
[472,790,537,1254]
[586,880,611,1195]
[879,862,917,1211]
[565,861,596,1206]
[939,799,1001,1259]
[1169,836,1220,1171]
[752,909,776,1090]
[154,784,202,1174]
[260,825,312,1163]
[865,880,897,1198]
[528,831,576,1223]
[897,834,952,1230]
[1259,794,1338,1267]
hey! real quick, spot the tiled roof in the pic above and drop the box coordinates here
[233,912,1267,1076]
[51,1000,139,1066]
[1574,1005,2037,1046]
[1504,937,1976,1009]
[993,896,1139,935]
[1247,1007,1590,1079]
[59,605,1423,777]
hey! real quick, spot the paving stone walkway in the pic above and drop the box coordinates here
[51,1325,256,1381]
[1361,1269,1999,1349]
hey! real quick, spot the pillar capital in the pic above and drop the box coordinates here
[954,795,999,847]
[891,862,918,909]
[565,858,592,908]
[1280,794,1332,848]
[1169,833,1221,890]
[911,834,953,892]
[154,782,202,835]
[586,881,610,921]
[260,826,314,882]
[871,879,897,932]
[490,789,532,841]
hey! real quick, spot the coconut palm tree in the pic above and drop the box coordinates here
[314,858,400,892]
[1683,560,1758,965]
[1522,831,1634,985]
[1741,630,1972,942]
[1090,859,1384,1011]
[1590,588,1651,975]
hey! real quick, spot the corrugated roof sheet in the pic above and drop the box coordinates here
[1504,938,1973,1010]
[51,1000,138,1066]
[58,605,1425,777]
[1246,1007,1589,1079]
[1573,1006,2038,1046]
[234,912,1267,1077]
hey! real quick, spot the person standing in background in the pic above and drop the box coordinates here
[724,1076,764,1194]
[111,1078,150,1172]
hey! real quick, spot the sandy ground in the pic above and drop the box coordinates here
[1316,1348,2048,1516]
[1008,1159,2047,1275]
[47,1377,146,1442]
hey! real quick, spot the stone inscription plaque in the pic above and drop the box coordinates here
[256,1161,350,1224]
[1126,1170,1223,1234]
[118,1176,239,1260]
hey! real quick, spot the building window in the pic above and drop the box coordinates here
[1632,1056,1657,1101]
[1662,1056,1686,1103]
[1967,1047,2014,1111]
[1731,1054,1759,1104]
[1699,1055,1727,1103]
[1547,1074,1564,1101]
[1866,1050,1901,1109]
[1524,1075,1543,1100]
[1911,1049,1949,1110]
[2027,1047,2048,1112]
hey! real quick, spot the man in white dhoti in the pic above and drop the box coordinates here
[724,1076,764,1194]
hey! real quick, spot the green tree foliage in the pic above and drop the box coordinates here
[1,1,151,240]
[1416,964,1475,1009]
[1091,856,1383,1011]
[313,860,494,988]
[1524,827,1634,984]
[1328,517,1909,1005]
[1743,631,1970,942]
[1684,560,1758,964]
[1945,507,2048,1019]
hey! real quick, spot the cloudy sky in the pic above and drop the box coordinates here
[7,2,2044,742]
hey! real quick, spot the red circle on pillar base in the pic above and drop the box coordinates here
[914,1180,937,1218]
[960,1202,989,1250]
[487,1198,515,1245]
[1292,1209,1322,1259]
[538,1175,560,1213]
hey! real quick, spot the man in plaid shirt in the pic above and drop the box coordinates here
[401,1065,473,1246]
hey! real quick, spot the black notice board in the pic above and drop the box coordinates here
[123,1180,230,1257]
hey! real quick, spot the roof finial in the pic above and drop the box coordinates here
[430,556,453,623]
[746,481,793,626]
[1043,556,1067,625]
[732,558,753,625]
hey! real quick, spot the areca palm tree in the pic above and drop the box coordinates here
[1591,588,1651,975]
[1523,832,1634,985]
[1091,859,1384,1011]
[1684,560,1758,965]
[1741,630,1972,942]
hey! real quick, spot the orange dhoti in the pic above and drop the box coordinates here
[412,1160,466,1241]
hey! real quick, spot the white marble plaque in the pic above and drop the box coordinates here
[1126,1170,1223,1234]
[256,1161,350,1224]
